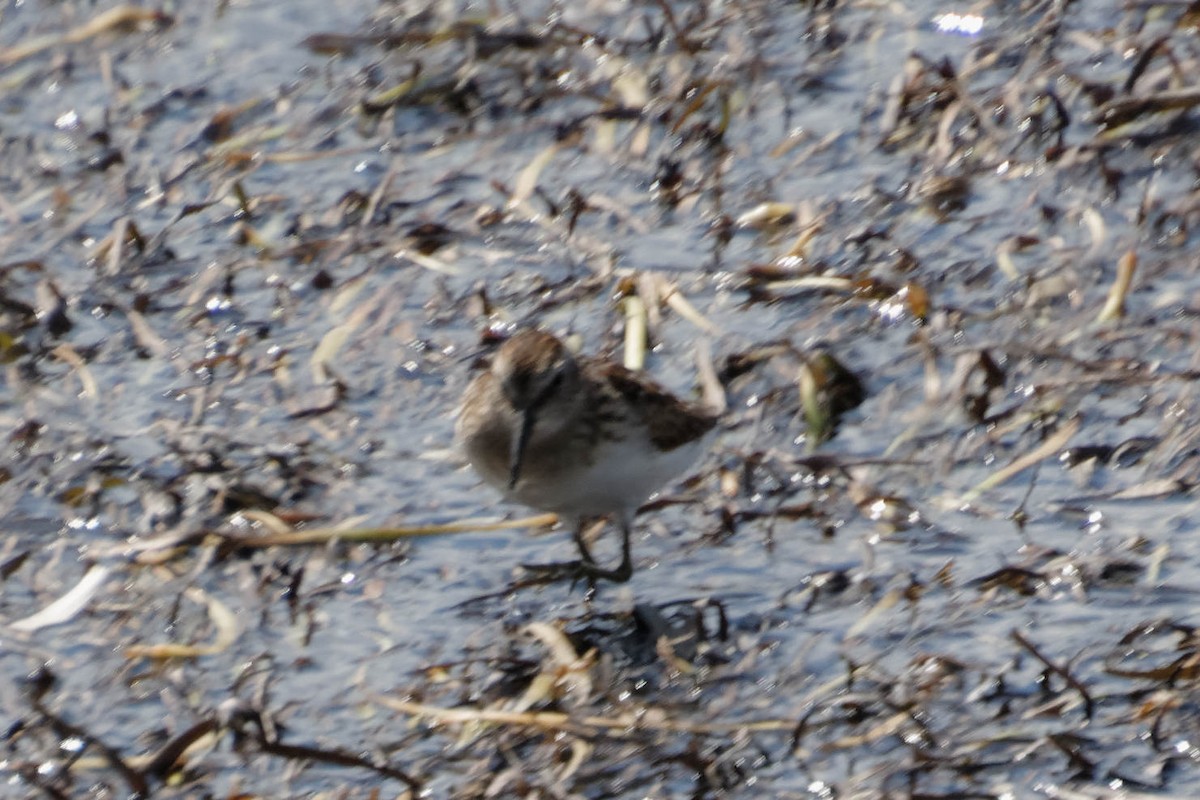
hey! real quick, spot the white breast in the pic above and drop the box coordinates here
[507,434,710,520]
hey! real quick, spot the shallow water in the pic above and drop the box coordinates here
[4,0,1200,797]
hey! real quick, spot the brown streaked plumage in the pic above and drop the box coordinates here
[455,328,719,582]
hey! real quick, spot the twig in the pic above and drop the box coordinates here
[1010,629,1094,720]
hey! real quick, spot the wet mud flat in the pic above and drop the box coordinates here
[4,0,1200,797]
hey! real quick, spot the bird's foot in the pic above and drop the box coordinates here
[518,558,632,588]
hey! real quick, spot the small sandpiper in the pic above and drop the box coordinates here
[455,329,719,582]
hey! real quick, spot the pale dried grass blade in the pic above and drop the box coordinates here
[209,124,289,158]
[629,123,650,157]
[313,284,389,382]
[514,622,594,711]
[507,141,564,210]
[107,217,129,275]
[635,272,665,331]
[264,145,376,164]
[780,219,823,262]
[662,281,720,333]
[0,5,168,66]
[957,416,1081,505]
[381,697,589,735]
[127,310,172,359]
[329,274,367,313]
[825,711,909,749]
[1096,249,1137,322]
[360,164,396,231]
[1081,206,1106,261]
[232,513,559,547]
[124,587,240,660]
[88,528,213,565]
[611,62,649,106]
[312,324,353,383]
[623,294,647,370]
[557,739,592,786]
[995,238,1021,281]
[239,509,294,535]
[526,621,583,668]
[50,344,99,399]
[1109,478,1184,500]
[764,275,856,293]
[377,696,796,737]
[592,119,617,153]
[736,202,797,230]
[694,338,726,414]
[395,249,463,276]
[1146,543,1168,585]
[10,564,113,633]
[844,585,903,639]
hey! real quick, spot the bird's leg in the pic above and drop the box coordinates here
[518,518,595,583]
[571,519,598,564]
[616,516,633,578]
[582,516,633,583]
[519,517,634,585]
[568,516,633,583]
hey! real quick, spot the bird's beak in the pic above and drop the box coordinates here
[509,408,536,489]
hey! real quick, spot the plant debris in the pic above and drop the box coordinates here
[4,0,1200,796]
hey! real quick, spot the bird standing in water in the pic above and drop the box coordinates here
[456,329,719,582]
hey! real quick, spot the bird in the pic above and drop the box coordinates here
[455,328,719,582]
